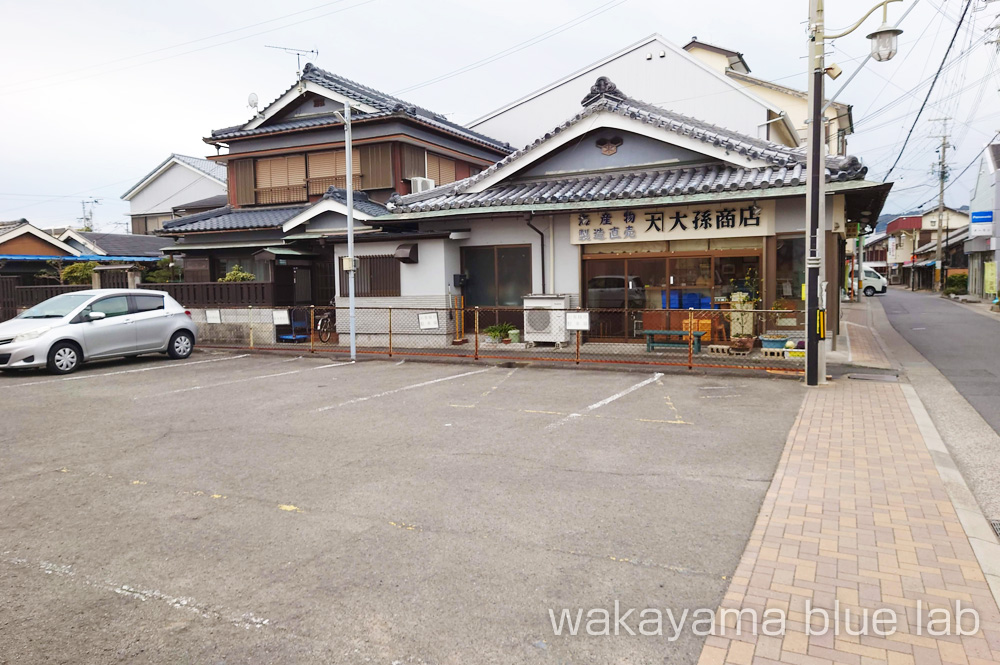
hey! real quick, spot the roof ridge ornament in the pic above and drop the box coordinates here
[581,77,626,106]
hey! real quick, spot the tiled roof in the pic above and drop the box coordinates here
[158,189,389,235]
[173,154,227,182]
[320,187,389,217]
[172,194,230,211]
[122,154,226,200]
[388,77,867,214]
[77,232,174,257]
[159,205,307,233]
[209,64,511,153]
[0,219,27,234]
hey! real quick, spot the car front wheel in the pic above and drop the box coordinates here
[47,341,81,374]
[168,331,194,359]
[863,286,876,297]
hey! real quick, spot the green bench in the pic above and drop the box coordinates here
[641,330,706,353]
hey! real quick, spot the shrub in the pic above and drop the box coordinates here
[945,273,967,292]
[218,265,256,282]
[60,261,98,285]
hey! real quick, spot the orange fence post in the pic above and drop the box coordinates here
[309,305,315,354]
[687,308,694,370]
[248,305,254,350]
[474,307,480,360]
[575,329,581,365]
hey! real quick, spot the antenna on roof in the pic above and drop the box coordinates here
[247,92,263,119]
[78,198,100,232]
[264,45,319,79]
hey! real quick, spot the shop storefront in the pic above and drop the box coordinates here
[569,201,806,341]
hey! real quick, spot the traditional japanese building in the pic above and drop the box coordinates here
[363,77,890,342]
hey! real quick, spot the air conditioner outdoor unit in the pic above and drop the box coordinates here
[410,177,435,193]
[523,294,571,347]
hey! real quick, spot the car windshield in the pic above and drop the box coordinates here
[17,293,93,319]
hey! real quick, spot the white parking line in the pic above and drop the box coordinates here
[546,372,664,430]
[317,367,491,411]
[149,361,353,398]
[1,354,251,390]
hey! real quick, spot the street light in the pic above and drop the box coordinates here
[804,0,903,387]
[334,101,357,361]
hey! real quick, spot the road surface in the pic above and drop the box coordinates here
[882,288,1000,435]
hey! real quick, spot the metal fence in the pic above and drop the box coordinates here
[190,305,807,373]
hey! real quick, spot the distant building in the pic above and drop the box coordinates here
[467,34,802,151]
[121,154,227,235]
[966,143,999,299]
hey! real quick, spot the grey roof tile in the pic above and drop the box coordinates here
[158,205,307,233]
[320,187,389,217]
[210,64,511,153]
[77,232,174,257]
[388,77,867,215]
[158,189,389,235]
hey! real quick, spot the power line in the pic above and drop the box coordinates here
[882,0,975,183]
[910,131,999,210]
[0,0,377,98]
[391,0,630,96]
[0,0,354,93]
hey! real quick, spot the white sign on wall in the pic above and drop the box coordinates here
[565,312,591,331]
[418,312,440,330]
[569,201,775,245]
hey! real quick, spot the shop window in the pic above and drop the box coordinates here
[775,236,806,305]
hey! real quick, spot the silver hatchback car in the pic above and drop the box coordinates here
[0,289,196,374]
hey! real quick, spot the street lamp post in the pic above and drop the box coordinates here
[334,101,357,361]
[805,0,902,386]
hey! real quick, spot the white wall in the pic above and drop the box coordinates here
[469,41,773,150]
[129,163,226,216]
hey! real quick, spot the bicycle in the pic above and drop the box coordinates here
[316,300,335,343]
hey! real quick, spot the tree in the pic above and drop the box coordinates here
[144,257,176,283]
[35,259,67,284]
[218,265,256,282]
[60,261,98,285]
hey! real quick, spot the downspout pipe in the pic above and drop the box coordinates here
[527,212,546,294]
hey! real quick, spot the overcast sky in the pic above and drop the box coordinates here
[1,0,997,231]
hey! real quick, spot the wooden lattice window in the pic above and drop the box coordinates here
[255,155,307,204]
[307,149,360,195]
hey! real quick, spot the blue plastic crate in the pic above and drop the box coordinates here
[682,293,700,309]
[700,296,712,309]
[669,292,680,309]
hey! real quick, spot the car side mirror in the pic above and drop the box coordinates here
[87,311,106,321]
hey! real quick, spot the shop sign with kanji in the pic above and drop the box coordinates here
[569,201,775,245]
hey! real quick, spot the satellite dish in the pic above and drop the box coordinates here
[248,92,259,109]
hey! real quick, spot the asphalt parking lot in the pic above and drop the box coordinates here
[0,352,803,664]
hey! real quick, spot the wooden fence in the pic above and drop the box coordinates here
[137,282,274,307]
[15,285,89,309]
[10,282,275,313]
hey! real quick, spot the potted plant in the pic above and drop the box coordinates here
[484,322,516,343]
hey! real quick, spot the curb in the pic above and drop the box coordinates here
[867,296,1000,610]
[898,382,1000,607]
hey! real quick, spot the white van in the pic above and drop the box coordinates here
[852,268,888,297]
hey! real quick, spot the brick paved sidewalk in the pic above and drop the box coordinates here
[842,301,893,370]
[697,380,1000,665]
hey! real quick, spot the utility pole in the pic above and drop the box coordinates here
[932,118,950,291]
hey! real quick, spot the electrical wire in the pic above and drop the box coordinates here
[882,0,975,183]
[391,0,630,96]
[0,0,355,93]
[0,0,377,98]
[907,131,1000,210]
